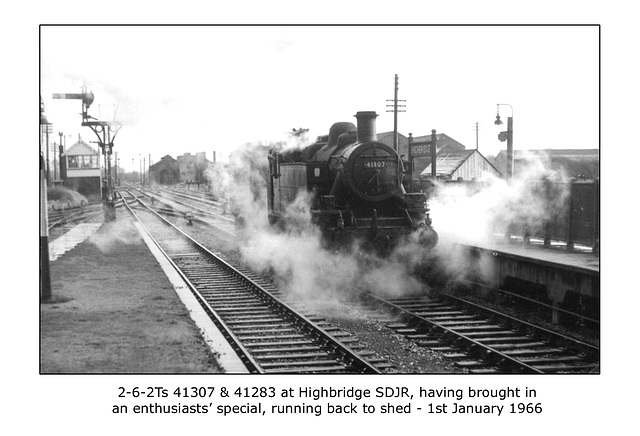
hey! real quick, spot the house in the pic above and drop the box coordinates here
[149,155,180,185]
[149,152,213,185]
[176,152,211,183]
[377,131,469,178]
[60,137,102,197]
[407,133,467,178]
[419,149,502,181]
[493,149,599,179]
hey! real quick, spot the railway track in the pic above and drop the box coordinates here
[361,292,599,374]
[47,203,104,241]
[130,185,600,374]
[126,186,237,235]
[162,186,227,212]
[121,192,383,374]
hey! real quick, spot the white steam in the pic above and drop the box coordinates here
[202,145,573,306]
[203,142,431,311]
[430,153,570,246]
[429,152,572,282]
[89,220,143,253]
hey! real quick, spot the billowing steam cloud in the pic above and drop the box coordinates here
[203,140,432,310]
[431,153,570,245]
[203,143,573,306]
[429,153,571,283]
[89,220,143,253]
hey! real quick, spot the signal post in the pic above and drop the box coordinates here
[53,87,122,221]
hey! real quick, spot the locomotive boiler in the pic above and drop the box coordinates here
[267,111,438,252]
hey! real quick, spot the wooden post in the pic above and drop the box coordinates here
[40,153,52,301]
[430,129,437,179]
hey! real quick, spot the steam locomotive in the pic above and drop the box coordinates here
[267,111,438,252]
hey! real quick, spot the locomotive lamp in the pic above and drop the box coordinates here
[495,103,514,179]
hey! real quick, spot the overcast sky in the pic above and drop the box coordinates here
[40,25,599,171]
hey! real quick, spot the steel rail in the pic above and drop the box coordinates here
[361,292,545,374]
[138,186,233,223]
[47,205,103,230]
[123,193,380,374]
[125,187,236,237]
[435,291,600,357]
[460,279,600,326]
[121,194,261,372]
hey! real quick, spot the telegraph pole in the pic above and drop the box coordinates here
[57,131,64,179]
[386,74,406,152]
[51,142,58,180]
[44,123,52,184]
[114,152,118,186]
[473,122,480,150]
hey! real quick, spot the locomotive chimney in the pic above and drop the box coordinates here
[354,111,378,142]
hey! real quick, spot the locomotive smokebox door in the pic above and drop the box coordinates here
[343,142,401,202]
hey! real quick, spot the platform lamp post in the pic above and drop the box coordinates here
[40,97,52,301]
[53,87,122,221]
[494,103,514,179]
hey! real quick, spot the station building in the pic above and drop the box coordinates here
[377,131,499,181]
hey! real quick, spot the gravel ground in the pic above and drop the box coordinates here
[319,303,464,373]
[167,215,464,373]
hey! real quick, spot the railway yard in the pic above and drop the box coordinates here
[41,185,600,375]
[30,22,629,436]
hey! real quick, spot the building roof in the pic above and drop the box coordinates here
[149,155,179,172]
[496,149,599,160]
[409,132,464,146]
[420,150,475,177]
[376,131,410,155]
[377,131,408,142]
[63,139,98,156]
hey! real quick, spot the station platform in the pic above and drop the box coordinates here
[40,211,247,374]
[462,238,599,275]
[445,236,600,322]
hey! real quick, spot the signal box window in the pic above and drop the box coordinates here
[68,155,99,169]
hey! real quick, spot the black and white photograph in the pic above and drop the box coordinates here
[39,24,600,376]
[15,3,636,434]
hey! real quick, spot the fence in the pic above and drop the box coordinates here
[510,179,599,251]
